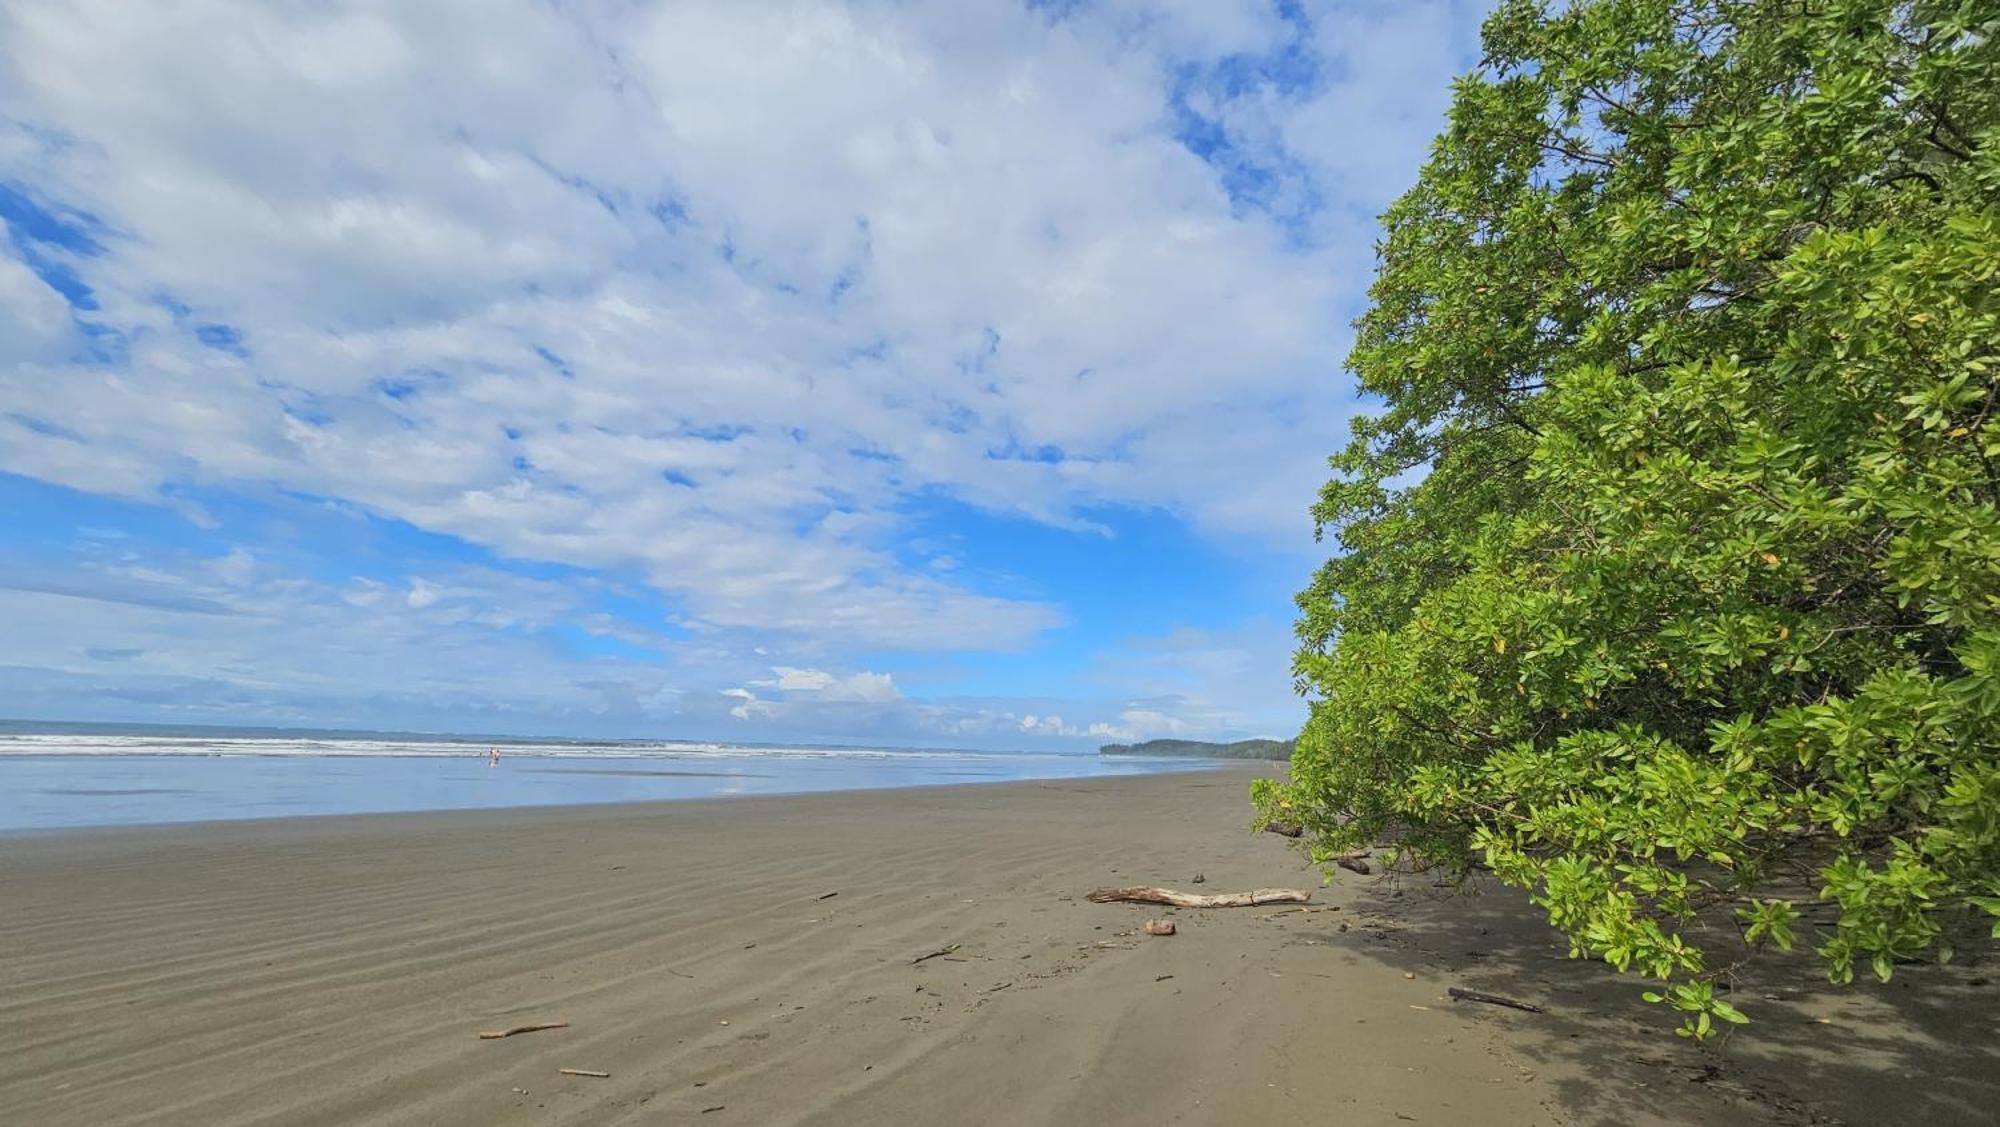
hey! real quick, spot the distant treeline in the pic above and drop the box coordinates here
[1100,738,1293,761]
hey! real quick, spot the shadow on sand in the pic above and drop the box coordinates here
[1306,876,1997,1127]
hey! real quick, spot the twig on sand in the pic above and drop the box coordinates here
[1087,886,1312,909]
[478,1022,569,1040]
[912,943,962,965]
[559,1068,610,1078]
[816,891,839,901]
[1447,987,1546,1014]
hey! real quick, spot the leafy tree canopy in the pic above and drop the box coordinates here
[1258,0,1998,1038]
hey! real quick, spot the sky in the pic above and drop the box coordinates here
[0,0,1489,749]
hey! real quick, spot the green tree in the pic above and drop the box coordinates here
[1259,0,1998,1038]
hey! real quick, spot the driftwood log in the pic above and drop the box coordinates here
[1447,987,1545,1014]
[1087,886,1312,908]
[478,1022,568,1039]
[1264,822,1304,838]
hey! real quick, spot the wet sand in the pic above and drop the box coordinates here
[2,768,1992,1125]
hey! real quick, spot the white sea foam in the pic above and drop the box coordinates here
[0,733,1015,761]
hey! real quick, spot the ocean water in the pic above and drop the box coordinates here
[0,727,1216,831]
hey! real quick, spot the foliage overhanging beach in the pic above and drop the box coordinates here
[1259,0,1999,1038]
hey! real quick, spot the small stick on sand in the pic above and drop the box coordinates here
[912,943,962,965]
[1447,987,1546,1014]
[1087,887,1312,908]
[559,1068,610,1078]
[477,1022,569,1040]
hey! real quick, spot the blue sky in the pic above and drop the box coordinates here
[0,0,1488,748]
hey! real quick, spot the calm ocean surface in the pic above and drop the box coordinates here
[0,727,1216,831]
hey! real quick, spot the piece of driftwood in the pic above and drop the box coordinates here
[911,943,962,965]
[1087,886,1312,908]
[1447,987,1545,1014]
[478,1022,569,1040]
[1334,855,1372,875]
[1142,918,1176,936]
[559,1068,610,1078]
[1264,822,1304,838]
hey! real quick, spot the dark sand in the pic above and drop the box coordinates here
[2,768,1992,1125]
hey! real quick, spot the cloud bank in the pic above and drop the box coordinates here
[0,0,1487,745]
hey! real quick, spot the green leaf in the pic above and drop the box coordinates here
[1274,0,2000,1039]
[1710,999,1750,1025]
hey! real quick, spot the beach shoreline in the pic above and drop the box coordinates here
[3,767,1991,1126]
[0,745,1219,832]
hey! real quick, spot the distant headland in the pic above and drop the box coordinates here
[1099,738,1293,761]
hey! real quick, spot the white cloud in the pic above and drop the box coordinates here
[1086,707,1194,741]
[769,667,837,693]
[727,694,778,722]
[1282,1,1487,216]
[0,550,678,726]
[0,520,1292,745]
[1015,701,1208,742]
[827,670,899,703]
[756,665,900,703]
[0,1,1491,740]
[0,227,73,364]
[1083,617,1305,735]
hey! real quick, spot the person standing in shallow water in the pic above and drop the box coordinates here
[487,747,499,768]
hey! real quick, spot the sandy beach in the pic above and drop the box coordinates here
[2,767,1992,1126]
